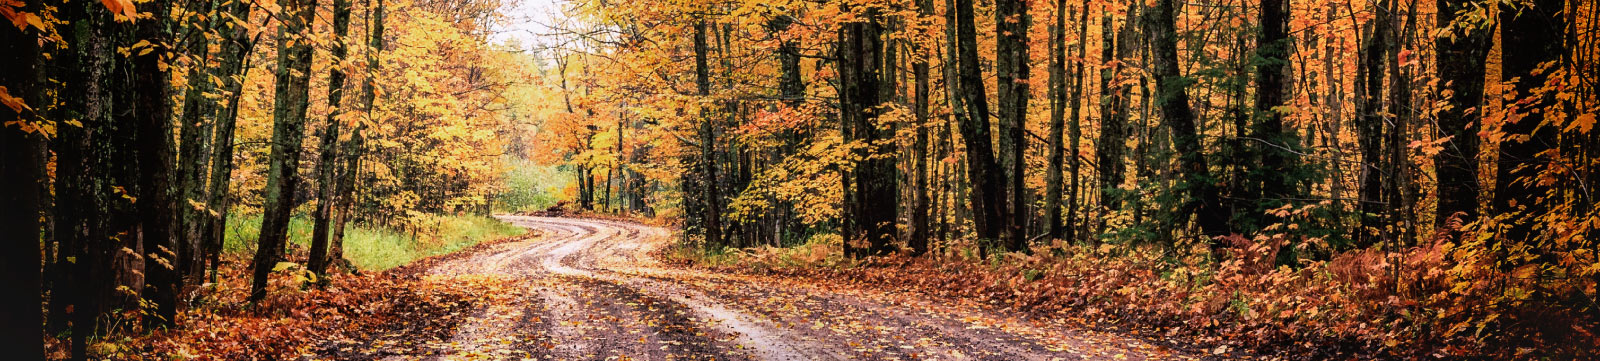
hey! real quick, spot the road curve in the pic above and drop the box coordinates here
[383,215,1204,361]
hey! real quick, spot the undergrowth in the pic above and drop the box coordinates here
[676,228,1599,360]
[223,213,524,271]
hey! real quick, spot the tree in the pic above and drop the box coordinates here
[331,0,386,267]
[837,5,897,255]
[252,0,321,302]
[1250,0,1302,226]
[176,0,217,281]
[1149,0,1228,244]
[1044,0,1067,241]
[310,0,356,277]
[1097,2,1138,231]
[204,0,258,281]
[693,18,724,250]
[1,5,46,355]
[132,0,181,326]
[1493,0,1565,245]
[994,0,1030,250]
[909,0,935,255]
[953,0,1010,245]
[1355,0,1392,248]
[1064,0,1090,243]
[1431,0,1490,226]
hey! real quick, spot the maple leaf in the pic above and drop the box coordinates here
[1566,113,1595,134]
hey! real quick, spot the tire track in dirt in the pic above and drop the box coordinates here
[386,215,1206,361]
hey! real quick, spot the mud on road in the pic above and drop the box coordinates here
[371,216,1208,361]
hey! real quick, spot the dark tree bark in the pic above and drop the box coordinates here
[310,0,355,277]
[1097,4,1137,228]
[132,0,181,327]
[910,0,935,255]
[837,7,898,255]
[53,2,124,357]
[0,9,46,357]
[953,0,1010,244]
[1432,0,1490,227]
[252,0,321,302]
[331,0,381,263]
[994,0,1031,250]
[176,0,217,282]
[1064,0,1090,243]
[1251,0,1301,221]
[1045,0,1067,241]
[1386,1,1420,245]
[205,0,258,281]
[1355,0,1391,248]
[771,13,804,245]
[1149,0,1229,244]
[694,18,724,250]
[1493,0,1566,245]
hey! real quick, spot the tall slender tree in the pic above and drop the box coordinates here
[132,0,181,327]
[1494,0,1565,246]
[1065,0,1090,243]
[0,6,45,356]
[204,0,258,280]
[310,0,355,277]
[1098,3,1137,232]
[1433,0,1491,226]
[176,0,217,281]
[694,18,725,250]
[1149,0,1229,244]
[251,0,321,302]
[1355,0,1392,248]
[1045,0,1068,240]
[953,0,1010,244]
[330,0,384,265]
[1251,0,1301,227]
[910,0,935,255]
[994,0,1031,250]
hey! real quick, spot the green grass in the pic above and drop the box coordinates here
[223,213,525,271]
[495,157,569,213]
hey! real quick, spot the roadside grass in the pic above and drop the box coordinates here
[668,233,853,270]
[223,213,525,271]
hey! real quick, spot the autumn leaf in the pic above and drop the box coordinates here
[1567,113,1595,133]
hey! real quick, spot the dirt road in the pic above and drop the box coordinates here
[375,216,1205,361]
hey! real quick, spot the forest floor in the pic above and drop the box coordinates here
[327,216,1223,361]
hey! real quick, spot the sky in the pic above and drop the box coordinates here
[488,0,566,51]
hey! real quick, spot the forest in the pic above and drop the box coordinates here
[2,0,1598,359]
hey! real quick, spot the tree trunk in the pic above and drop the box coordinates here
[204,0,258,282]
[910,0,935,255]
[838,7,898,255]
[1065,0,1090,243]
[1355,0,1391,248]
[694,19,724,250]
[1252,0,1299,217]
[133,0,181,327]
[954,0,1010,245]
[1493,0,1565,246]
[0,10,45,356]
[310,0,354,277]
[54,2,128,357]
[994,0,1031,250]
[176,0,217,282]
[1045,0,1067,241]
[1432,0,1490,227]
[1098,3,1137,230]
[252,0,321,302]
[333,0,384,267]
[1149,0,1229,244]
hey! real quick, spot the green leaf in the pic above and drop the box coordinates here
[273,262,298,272]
